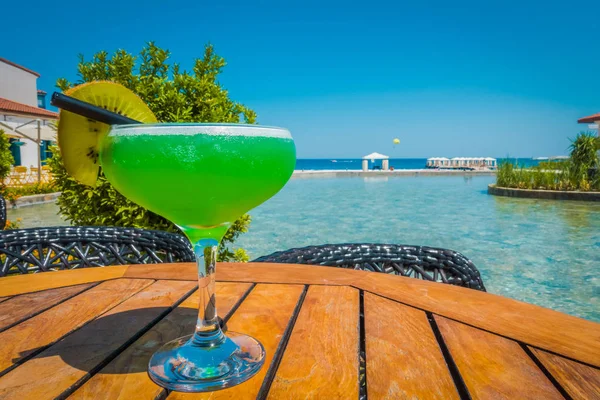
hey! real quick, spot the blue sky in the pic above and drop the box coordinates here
[3,0,599,158]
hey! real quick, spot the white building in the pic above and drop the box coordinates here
[427,157,496,169]
[578,112,600,130]
[578,112,600,159]
[0,57,58,171]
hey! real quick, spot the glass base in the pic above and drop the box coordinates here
[148,331,266,392]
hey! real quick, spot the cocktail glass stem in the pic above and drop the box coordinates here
[192,238,222,344]
[147,229,265,392]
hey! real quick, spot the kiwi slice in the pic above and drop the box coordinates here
[57,81,157,186]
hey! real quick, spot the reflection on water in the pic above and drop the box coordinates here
[489,194,600,321]
[6,177,600,322]
[556,204,597,231]
[7,202,67,227]
[363,177,389,183]
[493,195,597,229]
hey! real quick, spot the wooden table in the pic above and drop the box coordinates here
[0,262,598,399]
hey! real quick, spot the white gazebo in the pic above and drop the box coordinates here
[484,157,497,168]
[426,157,450,168]
[450,157,463,167]
[447,157,496,169]
[362,152,389,171]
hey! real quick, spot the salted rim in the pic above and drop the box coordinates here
[110,123,292,139]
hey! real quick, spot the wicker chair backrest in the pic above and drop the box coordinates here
[0,196,6,231]
[0,226,194,277]
[254,243,486,291]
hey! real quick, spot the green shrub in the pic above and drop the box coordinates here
[4,218,22,230]
[538,160,569,170]
[496,161,512,188]
[0,130,14,184]
[568,132,599,191]
[51,43,256,261]
[570,132,599,171]
[495,133,600,192]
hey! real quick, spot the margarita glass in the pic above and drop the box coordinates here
[99,123,296,392]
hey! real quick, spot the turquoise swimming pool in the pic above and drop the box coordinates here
[8,175,599,322]
[237,175,600,322]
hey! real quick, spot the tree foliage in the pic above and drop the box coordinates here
[568,132,600,186]
[0,130,14,184]
[52,43,255,261]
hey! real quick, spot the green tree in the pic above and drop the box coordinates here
[568,132,600,190]
[52,43,255,261]
[570,132,599,169]
[0,130,14,184]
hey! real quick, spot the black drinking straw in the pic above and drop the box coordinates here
[50,92,141,125]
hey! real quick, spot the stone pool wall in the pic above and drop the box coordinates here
[9,192,61,208]
[488,185,600,202]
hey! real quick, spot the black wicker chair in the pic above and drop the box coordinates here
[0,194,6,231]
[254,243,486,291]
[0,226,195,277]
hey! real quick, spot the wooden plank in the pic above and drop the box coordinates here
[435,315,563,399]
[268,285,359,399]
[357,272,600,368]
[0,283,96,332]
[124,262,358,286]
[71,282,252,400]
[531,347,600,400]
[124,262,197,281]
[0,265,128,297]
[168,283,304,400]
[0,279,196,400]
[0,278,153,374]
[364,293,459,399]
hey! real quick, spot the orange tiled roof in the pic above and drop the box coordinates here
[578,112,600,123]
[0,97,58,119]
[0,57,40,77]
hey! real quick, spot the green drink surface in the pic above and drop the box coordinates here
[100,128,295,230]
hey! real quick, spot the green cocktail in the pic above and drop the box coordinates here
[101,124,295,238]
[100,123,295,392]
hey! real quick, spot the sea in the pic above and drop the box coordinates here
[295,158,539,170]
